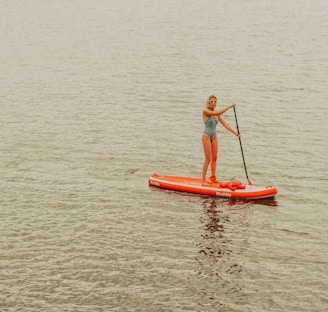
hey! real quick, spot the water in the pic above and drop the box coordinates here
[1,0,327,311]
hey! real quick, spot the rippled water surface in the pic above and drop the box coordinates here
[1,0,327,311]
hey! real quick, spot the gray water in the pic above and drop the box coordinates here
[1,0,327,311]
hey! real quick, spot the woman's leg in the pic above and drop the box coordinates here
[202,134,212,183]
[210,137,218,179]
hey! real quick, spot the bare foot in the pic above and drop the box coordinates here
[201,181,211,186]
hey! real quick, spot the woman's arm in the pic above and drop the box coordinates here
[218,115,240,137]
[216,103,236,116]
[203,103,236,116]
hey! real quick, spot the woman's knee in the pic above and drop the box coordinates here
[204,157,211,165]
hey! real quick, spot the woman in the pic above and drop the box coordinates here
[202,95,239,185]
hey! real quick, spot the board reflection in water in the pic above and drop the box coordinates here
[195,198,274,310]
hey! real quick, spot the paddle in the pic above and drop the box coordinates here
[233,107,252,185]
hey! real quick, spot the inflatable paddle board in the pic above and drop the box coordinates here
[149,173,277,200]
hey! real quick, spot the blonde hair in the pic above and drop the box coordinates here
[206,95,217,108]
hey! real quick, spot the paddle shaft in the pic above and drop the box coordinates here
[233,107,252,185]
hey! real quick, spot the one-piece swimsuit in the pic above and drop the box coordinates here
[203,116,218,141]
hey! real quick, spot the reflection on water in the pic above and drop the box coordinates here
[195,199,252,310]
[194,197,278,310]
[229,198,278,207]
[197,198,251,262]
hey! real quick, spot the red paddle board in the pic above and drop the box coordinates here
[149,173,277,200]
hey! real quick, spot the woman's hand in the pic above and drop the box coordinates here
[230,103,236,108]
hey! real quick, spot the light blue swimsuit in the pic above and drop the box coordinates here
[203,116,218,141]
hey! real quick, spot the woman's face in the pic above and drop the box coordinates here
[208,97,217,109]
